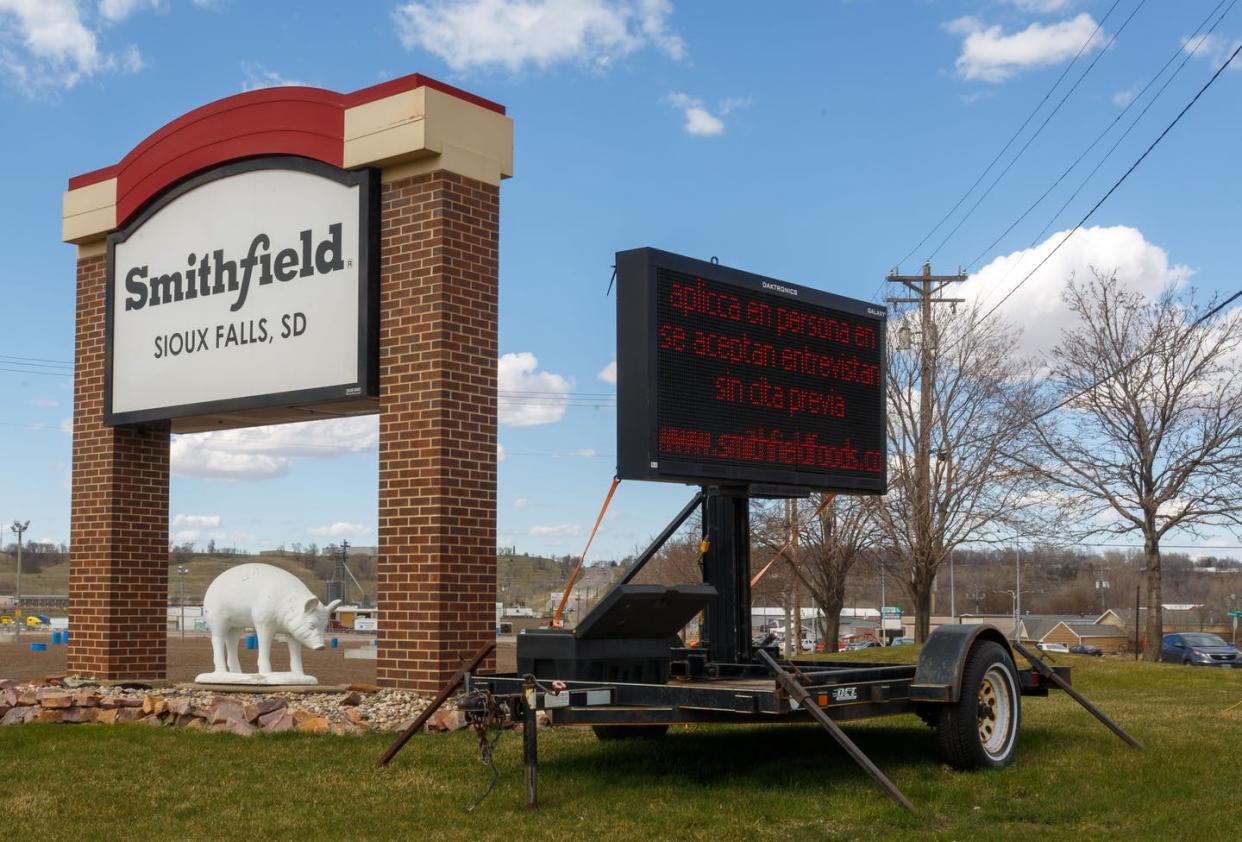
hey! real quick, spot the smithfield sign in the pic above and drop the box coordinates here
[105,156,379,426]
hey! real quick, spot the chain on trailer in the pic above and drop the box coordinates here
[461,687,512,813]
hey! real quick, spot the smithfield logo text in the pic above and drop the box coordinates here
[123,223,344,314]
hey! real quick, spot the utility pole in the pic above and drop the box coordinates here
[10,521,29,640]
[949,549,956,620]
[1014,546,1021,636]
[790,497,801,655]
[886,262,965,640]
[878,556,886,645]
[177,565,189,640]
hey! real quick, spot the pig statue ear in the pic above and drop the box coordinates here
[304,597,319,614]
[325,599,342,613]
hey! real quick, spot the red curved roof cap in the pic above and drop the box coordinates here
[68,73,504,227]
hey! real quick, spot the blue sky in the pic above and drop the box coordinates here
[1,0,1239,559]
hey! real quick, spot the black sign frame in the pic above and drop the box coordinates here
[103,155,380,427]
[615,248,887,493]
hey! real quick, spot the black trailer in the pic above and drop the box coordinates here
[380,489,1141,812]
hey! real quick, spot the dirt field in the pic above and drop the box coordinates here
[0,631,517,684]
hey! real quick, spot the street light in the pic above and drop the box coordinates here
[10,520,29,640]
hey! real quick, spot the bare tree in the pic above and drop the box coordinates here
[1028,273,1242,659]
[786,494,876,647]
[876,303,1052,641]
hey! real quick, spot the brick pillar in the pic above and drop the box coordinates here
[67,253,170,680]
[377,171,499,691]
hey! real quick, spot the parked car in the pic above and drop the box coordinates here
[846,640,881,651]
[1069,644,1103,656]
[1159,632,1242,667]
[890,637,916,646]
[1036,642,1070,654]
[800,638,815,653]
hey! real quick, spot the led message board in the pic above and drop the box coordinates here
[616,249,886,493]
[105,156,378,426]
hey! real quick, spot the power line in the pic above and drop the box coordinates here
[970,38,1242,332]
[891,0,1122,273]
[930,0,1149,263]
[965,0,1233,273]
[0,353,72,366]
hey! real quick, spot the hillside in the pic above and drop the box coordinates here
[0,550,618,614]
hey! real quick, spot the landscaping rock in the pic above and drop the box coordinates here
[166,698,193,717]
[340,691,363,707]
[34,709,64,724]
[17,689,37,706]
[255,697,287,717]
[72,689,101,708]
[1,679,18,706]
[212,720,256,737]
[2,706,38,725]
[37,688,72,709]
[63,707,98,724]
[292,709,331,734]
[427,708,468,732]
[261,711,296,733]
[95,708,118,725]
[115,707,145,723]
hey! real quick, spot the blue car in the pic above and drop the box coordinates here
[1159,632,1241,667]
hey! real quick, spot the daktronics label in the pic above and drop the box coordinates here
[106,158,377,425]
[616,249,886,492]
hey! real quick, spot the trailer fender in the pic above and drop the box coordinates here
[910,624,1013,703]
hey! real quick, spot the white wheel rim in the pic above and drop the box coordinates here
[977,665,1015,759]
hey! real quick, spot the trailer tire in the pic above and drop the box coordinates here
[592,725,669,741]
[935,641,1020,769]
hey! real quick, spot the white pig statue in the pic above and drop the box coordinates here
[194,563,342,685]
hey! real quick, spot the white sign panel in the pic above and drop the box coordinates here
[354,617,378,632]
[106,157,376,425]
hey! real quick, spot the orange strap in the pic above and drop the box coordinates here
[552,476,621,627]
[749,494,835,588]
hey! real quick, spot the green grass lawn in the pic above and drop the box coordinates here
[5,651,1241,841]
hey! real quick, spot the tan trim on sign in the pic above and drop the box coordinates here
[62,177,118,244]
[344,86,512,185]
[76,239,107,260]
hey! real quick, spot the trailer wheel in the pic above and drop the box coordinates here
[935,641,1020,769]
[592,725,669,741]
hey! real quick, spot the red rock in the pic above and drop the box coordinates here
[1,706,38,725]
[34,709,64,724]
[72,689,101,708]
[212,719,256,737]
[209,699,246,725]
[62,707,98,724]
[255,697,287,716]
[174,714,201,727]
[261,711,296,733]
[1,680,18,706]
[166,698,193,717]
[330,721,366,736]
[44,674,66,687]
[340,691,363,707]
[37,689,72,709]
[344,707,366,725]
[184,717,207,731]
[427,709,468,732]
[95,708,119,725]
[115,707,144,723]
[140,714,165,727]
[17,690,38,706]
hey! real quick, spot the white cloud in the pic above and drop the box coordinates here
[569,448,596,457]
[172,514,221,529]
[947,13,1101,83]
[241,62,308,91]
[498,442,508,462]
[597,360,617,384]
[1111,86,1136,107]
[391,0,684,73]
[1183,33,1242,71]
[171,416,379,481]
[1007,0,1072,12]
[498,351,573,427]
[59,418,72,434]
[514,497,529,508]
[97,0,162,22]
[29,397,59,408]
[0,0,148,92]
[530,523,584,537]
[964,225,1191,356]
[663,91,751,137]
[308,522,373,540]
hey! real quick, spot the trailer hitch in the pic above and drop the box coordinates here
[1010,640,1143,751]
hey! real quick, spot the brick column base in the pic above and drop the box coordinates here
[377,170,498,691]
[67,253,170,680]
